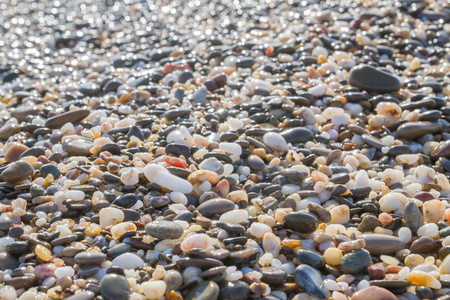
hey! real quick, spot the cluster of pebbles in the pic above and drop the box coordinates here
[0,0,450,299]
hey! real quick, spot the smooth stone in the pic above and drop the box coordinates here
[1,161,34,183]
[0,252,20,270]
[116,194,138,208]
[165,143,190,157]
[176,257,223,269]
[199,157,224,175]
[439,157,450,172]
[351,286,397,300]
[145,220,183,240]
[281,169,308,183]
[185,281,219,300]
[62,139,94,156]
[397,122,443,139]
[297,249,325,268]
[263,132,288,152]
[99,274,130,300]
[228,248,260,266]
[431,141,450,159]
[127,126,144,141]
[283,211,319,234]
[247,155,265,172]
[66,291,95,300]
[294,264,327,298]
[358,215,382,232]
[260,267,287,286]
[200,266,227,278]
[219,281,250,300]
[341,250,372,274]
[349,64,401,92]
[100,143,122,155]
[111,253,144,269]
[0,123,20,140]
[5,275,36,289]
[416,286,434,300]
[404,202,423,234]
[79,83,101,96]
[280,127,314,144]
[40,164,61,179]
[8,226,24,238]
[0,214,12,230]
[78,266,100,277]
[306,202,331,223]
[108,243,132,258]
[4,144,28,162]
[197,198,235,217]
[10,105,40,122]
[74,251,107,265]
[369,280,410,288]
[164,109,191,120]
[359,234,406,256]
[410,236,437,254]
[45,109,90,129]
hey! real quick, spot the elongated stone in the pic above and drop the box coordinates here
[280,127,314,144]
[404,202,423,234]
[145,221,184,240]
[45,109,90,129]
[359,234,406,256]
[144,164,193,193]
[294,264,327,298]
[397,122,443,139]
[197,198,235,217]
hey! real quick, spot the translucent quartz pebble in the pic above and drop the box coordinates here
[144,164,193,193]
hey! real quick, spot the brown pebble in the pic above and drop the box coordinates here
[4,143,29,162]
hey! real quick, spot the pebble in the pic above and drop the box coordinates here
[185,281,219,300]
[359,234,406,256]
[351,286,397,300]
[349,64,401,92]
[111,253,144,270]
[144,164,193,193]
[263,132,288,153]
[99,274,130,300]
[197,198,235,217]
[74,251,107,265]
[294,264,327,298]
[145,221,184,240]
[45,109,90,129]
[283,212,319,234]
[141,280,167,299]
[1,161,34,183]
[341,250,372,274]
[404,202,423,234]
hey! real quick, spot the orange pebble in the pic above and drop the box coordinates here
[379,212,393,226]
[265,47,274,56]
[164,156,187,168]
[386,266,402,273]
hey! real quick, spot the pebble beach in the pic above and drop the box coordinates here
[0,0,450,299]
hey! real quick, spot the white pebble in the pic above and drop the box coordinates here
[220,210,248,224]
[141,280,166,300]
[111,253,144,269]
[417,223,439,237]
[144,164,193,194]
